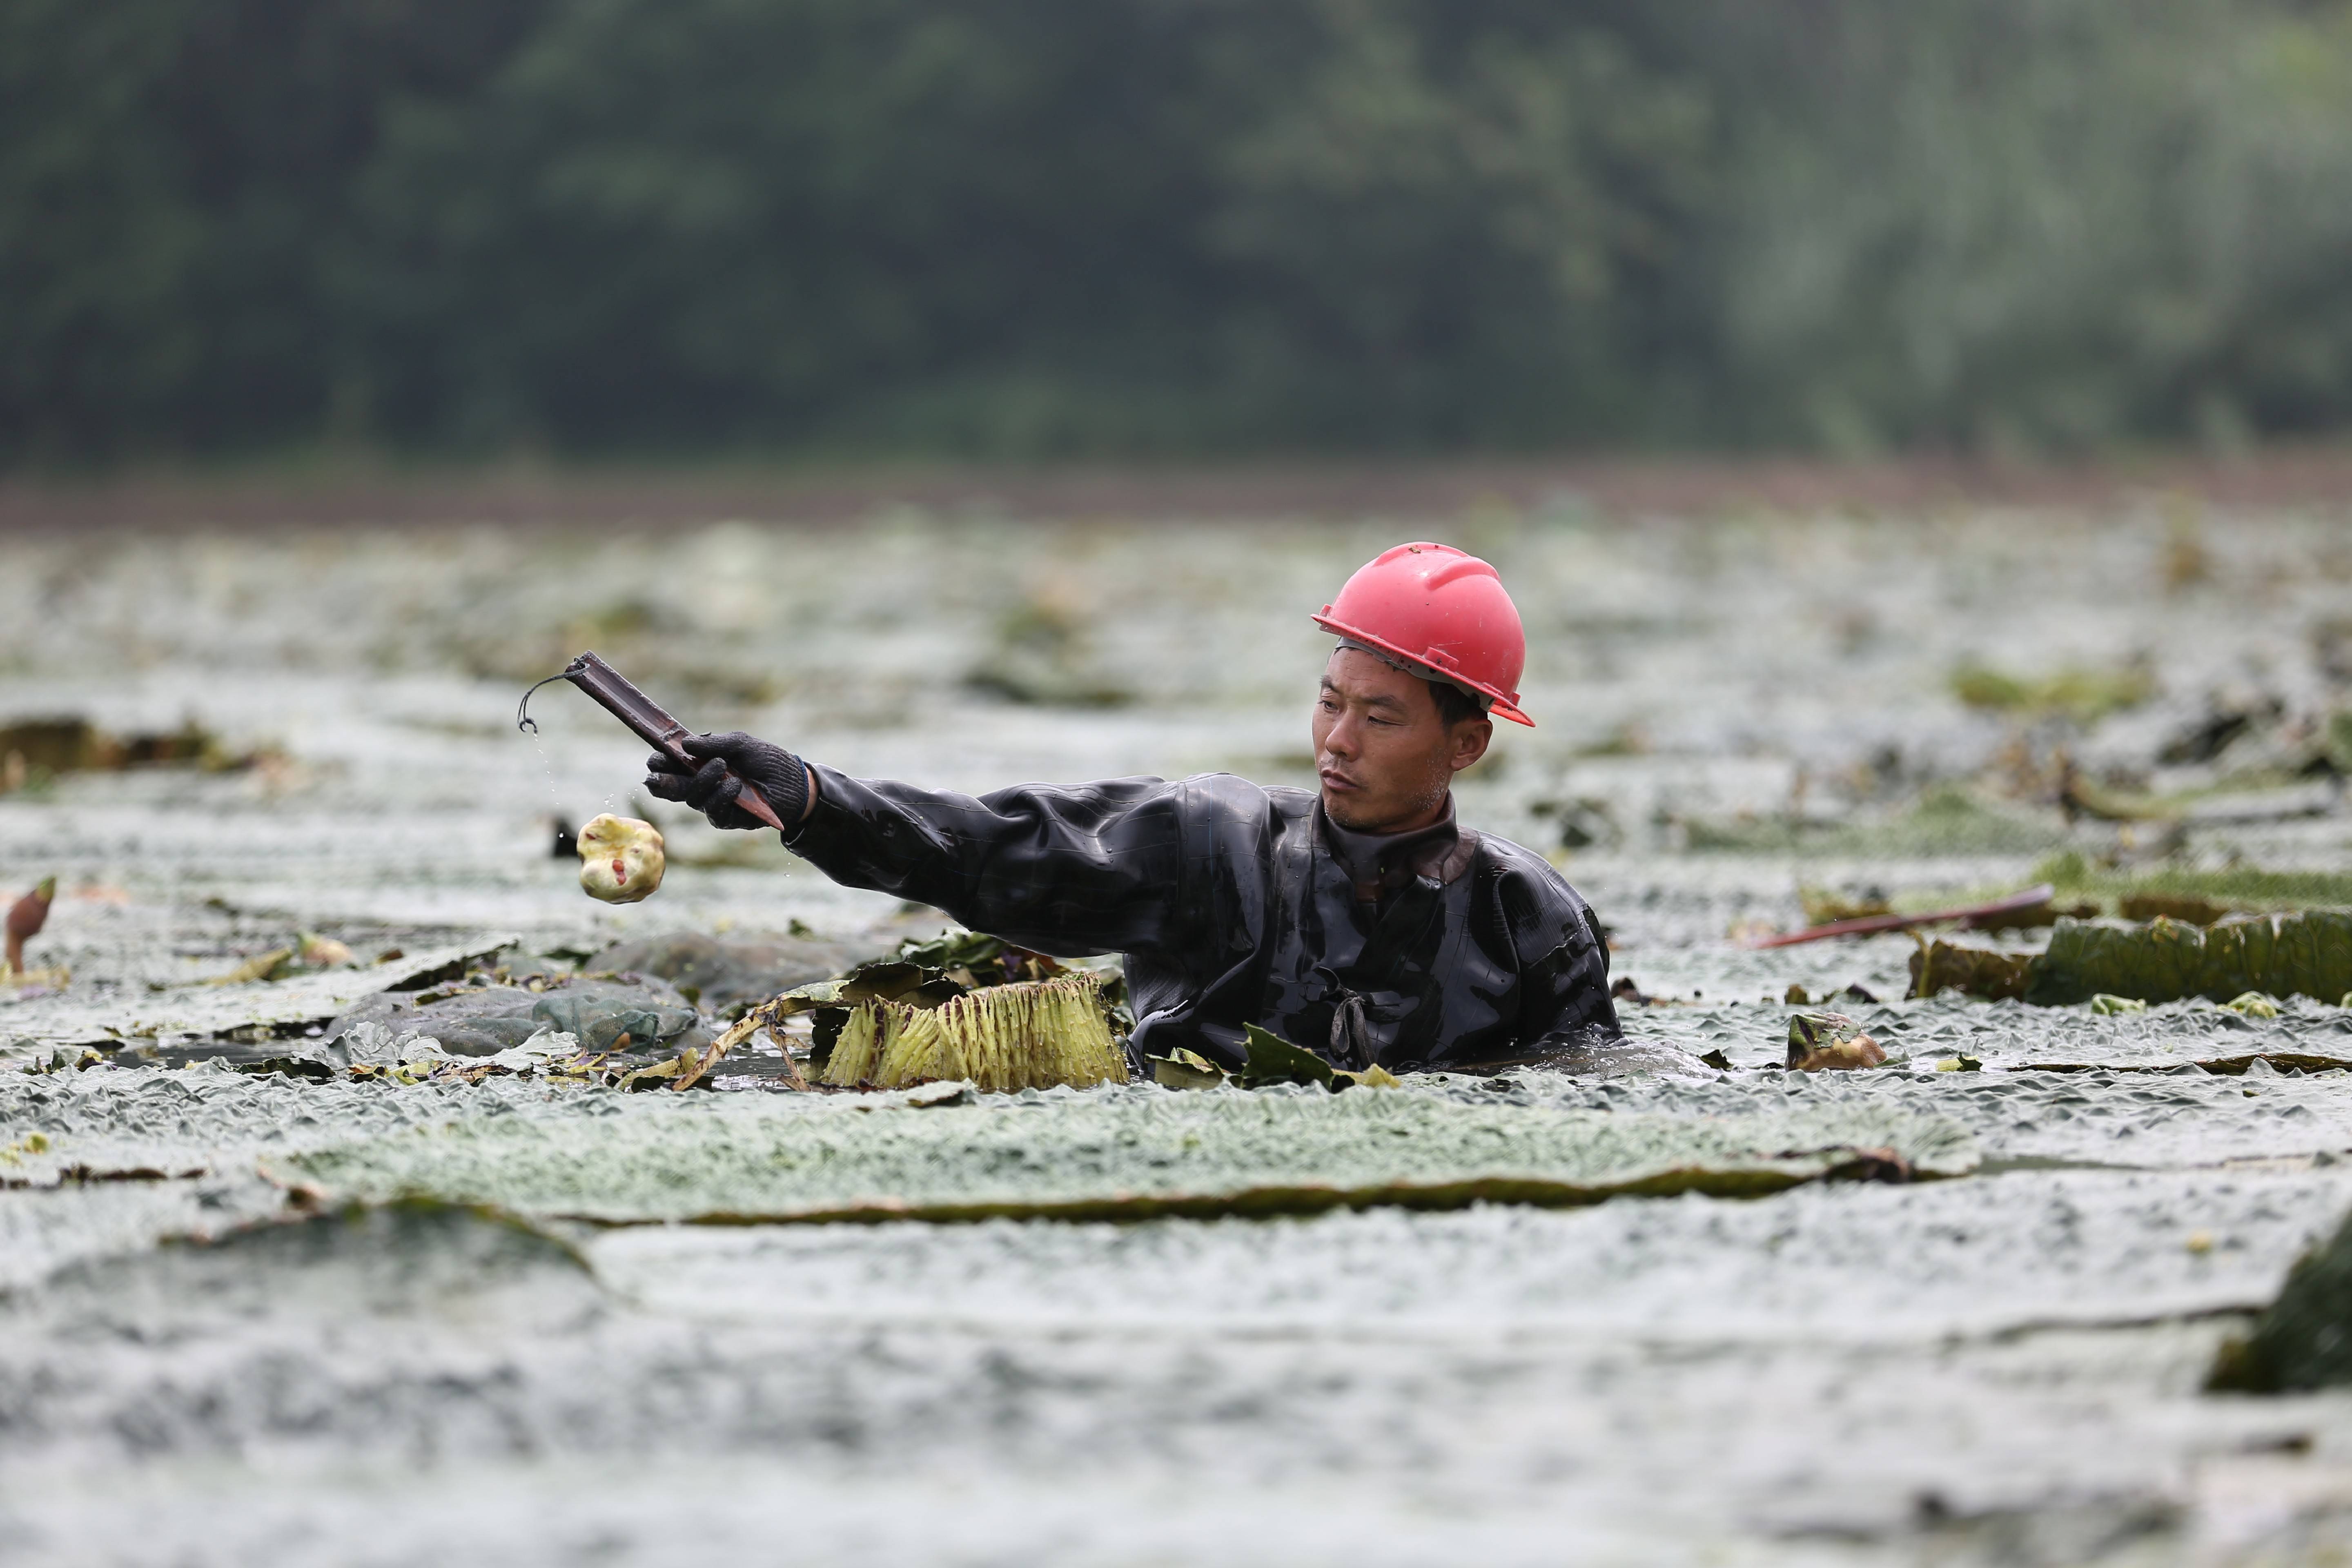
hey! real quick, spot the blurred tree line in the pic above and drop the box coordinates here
[7,0,2352,463]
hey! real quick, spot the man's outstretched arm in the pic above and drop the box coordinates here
[649,735,1192,958]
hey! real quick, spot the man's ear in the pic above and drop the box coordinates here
[1448,717,1494,774]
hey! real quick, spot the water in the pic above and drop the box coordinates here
[4,503,2352,1564]
[522,726,567,820]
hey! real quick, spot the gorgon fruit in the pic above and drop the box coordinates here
[579,814,665,904]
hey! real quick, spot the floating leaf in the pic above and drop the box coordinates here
[1152,1048,1230,1090]
[281,1091,1980,1227]
[1237,1024,1334,1089]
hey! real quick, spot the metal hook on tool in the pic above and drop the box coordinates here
[516,657,590,734]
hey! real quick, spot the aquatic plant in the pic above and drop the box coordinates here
[1911,912,2352,1008]
[2030,913,2352,1007]
[817,972,1127,1093]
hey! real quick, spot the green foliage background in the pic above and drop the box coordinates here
[9,0,2352,462]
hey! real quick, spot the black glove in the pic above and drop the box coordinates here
[644,732,811,832]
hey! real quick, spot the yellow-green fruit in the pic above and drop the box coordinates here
[579,814,665,904]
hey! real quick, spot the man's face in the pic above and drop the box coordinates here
[1312,648,1493,833]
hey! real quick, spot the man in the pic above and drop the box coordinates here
[648,541,1620,1072]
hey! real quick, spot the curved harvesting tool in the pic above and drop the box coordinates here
[517,652,787,832]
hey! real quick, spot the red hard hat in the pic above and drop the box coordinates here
[1312,542,1532,727]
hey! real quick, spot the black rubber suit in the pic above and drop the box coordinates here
[787,764,1621,1073]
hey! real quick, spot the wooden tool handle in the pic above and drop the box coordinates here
[561,651,790,832]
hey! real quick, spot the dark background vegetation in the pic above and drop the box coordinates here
[8,0,2352,465]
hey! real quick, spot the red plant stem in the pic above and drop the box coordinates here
[1743,884,2056,949]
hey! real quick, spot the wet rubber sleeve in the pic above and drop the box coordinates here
[788,765,1194,959]
[1498,869,1624,1048]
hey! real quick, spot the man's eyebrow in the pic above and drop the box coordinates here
[1321,677,1407,711]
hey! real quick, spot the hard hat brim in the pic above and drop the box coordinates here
[1313,614,1535,728]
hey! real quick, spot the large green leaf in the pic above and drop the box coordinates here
[2027,913,2352,1007]
[278,1089,1978,1225]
